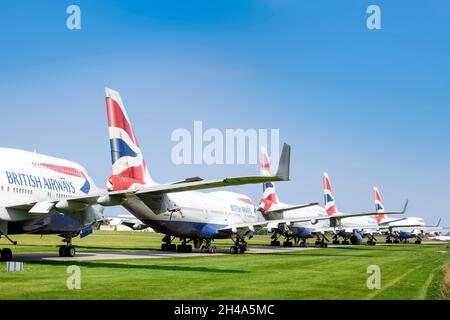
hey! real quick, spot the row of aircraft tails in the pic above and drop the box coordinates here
[0,88,445,261]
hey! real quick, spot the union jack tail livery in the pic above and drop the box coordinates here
[323,172,337,216]
[373,187,387,223]
[105,88,155,191]
[258,147,279,213]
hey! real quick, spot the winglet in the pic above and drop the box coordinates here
[274,143,290,181]
[435,218,442,227]
[401,200,409,214]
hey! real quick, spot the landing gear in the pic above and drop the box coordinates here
[315,234,328,248]
[341,238,350,245]
[332,235,340,245]
[386,235,393,244]
[161,235,177,252]
[283,241,293,247]
[393,239,400,244]
[0,248,13,262]
[299,238,307,247]
[0,232,16,261]
[230,236,247,254]
[59,233,76,257]
[177,239,193,253]
[201,239,217,254]
[270,233,281,246]
[282,235,293,247]
[366,235,376,246]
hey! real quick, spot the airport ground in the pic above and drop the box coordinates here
[0,231,449,300]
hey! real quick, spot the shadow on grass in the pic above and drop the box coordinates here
[264,251,377,258]
[29,260,249,274]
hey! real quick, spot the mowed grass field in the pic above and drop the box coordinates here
[0,231,449,300]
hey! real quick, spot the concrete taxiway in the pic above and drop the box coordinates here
[12,246,318,262]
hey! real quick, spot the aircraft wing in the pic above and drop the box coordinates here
[263,202,319,215]
[382,219,442,230]
[378,218,407,226]
[2,195,101,214]
[329,200,409,220]
[217,221,268,235]
[2,144,291,215]
[96,143,290,207]
[136,143,290,196]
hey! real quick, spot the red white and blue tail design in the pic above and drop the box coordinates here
[105,88,154,191]
[323,173,337,216]
[373,187,387,223]
[258,147,279,213]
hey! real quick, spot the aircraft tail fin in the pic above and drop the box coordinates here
[323,172,337,216]
[373,187,387,222]
[258,147,279,213]
[105,88,155,191]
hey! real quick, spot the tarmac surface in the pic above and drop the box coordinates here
[12,245,318,262]
[10,241,445,262]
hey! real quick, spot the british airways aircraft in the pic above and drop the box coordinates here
[373,187,430,244]
[323,173,408,245]
[256,149,407,247]
[257,147,332,247]
[0,149,104,261]
[98,88,295,254]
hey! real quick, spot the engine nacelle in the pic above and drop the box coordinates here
[97,195,125,207]
[132,223,148,231]
[55,200,89,214]
[399,231,414,239]
[350,232,363,245]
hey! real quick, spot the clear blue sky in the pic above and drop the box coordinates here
[1,1,449,225]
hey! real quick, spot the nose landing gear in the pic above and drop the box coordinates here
[58,233,77,257]
[0,232,17,261]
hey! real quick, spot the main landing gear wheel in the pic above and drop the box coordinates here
[161,243,177,251]
[59,245,76,257]
[177,244,193,253]
[230,245,246,254]
[393,239,400,244]
[314,241,328,248]
[283,241,293,247]
[270,240,281,246]
[230,236,247,254]
[0,248,13,262]
[201,246,217,254]
[415,239,422,245]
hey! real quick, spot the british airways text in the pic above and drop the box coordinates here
[5,171,76,193]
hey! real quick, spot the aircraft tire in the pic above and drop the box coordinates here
[65,246,76,258]
[59,246,67,257]
[0,248,12,262]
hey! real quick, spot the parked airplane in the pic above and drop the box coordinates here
[373,187,430,244]
[257,150,408,247]
[323,173,408,245]
[99,88,295,254]
[257,148,332,247]
[0,148,104,261]
[427,234,450,242]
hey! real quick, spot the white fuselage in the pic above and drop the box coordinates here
[334,212,379,232]
[122,190,262,239]
[0,148,103,235]
[382,217,425,230]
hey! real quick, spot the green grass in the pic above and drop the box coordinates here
[0,231,448,300]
